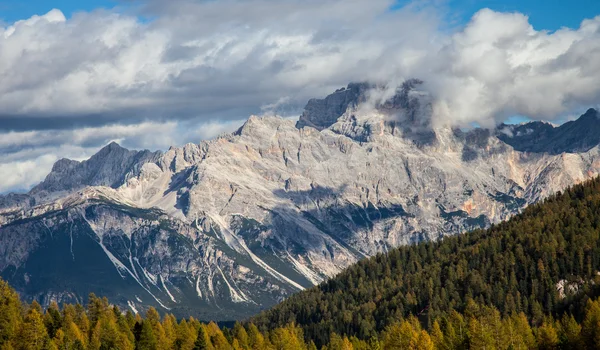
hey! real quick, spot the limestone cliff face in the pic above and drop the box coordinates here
[296,82,371,130]
[1,83,599,320]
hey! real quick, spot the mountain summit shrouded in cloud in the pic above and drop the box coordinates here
[1,0,600,192]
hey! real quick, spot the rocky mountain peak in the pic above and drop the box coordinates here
[86,141,130,163]
[3,83,600,321]
[50,158,80,173]
[497,108,600,154]
[296,82,371,130]
[580,108,599,122]
[30,142,162,196]
[297,80,436,147]
[106,140,123,149]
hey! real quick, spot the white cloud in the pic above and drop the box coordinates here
[0,0,437,125]
[422,10,600,127]
[1,1,600,193]
[1,3,595,129]
[0,155,58,193]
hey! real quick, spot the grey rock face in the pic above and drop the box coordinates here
[31,142,162,197]
[2,85,600,320]
[296,82,371,130]
[497,108,600,154]
[0,142,163,214]
[0,192,292,320]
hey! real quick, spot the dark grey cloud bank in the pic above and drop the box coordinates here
[1,0,600,192]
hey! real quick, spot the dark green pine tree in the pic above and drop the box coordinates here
[193,325,209,350]
[137,321,157,350]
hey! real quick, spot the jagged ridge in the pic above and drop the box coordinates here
[1,83,600,320]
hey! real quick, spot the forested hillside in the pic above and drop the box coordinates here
[2,277,600,349]
[252,177,600,346]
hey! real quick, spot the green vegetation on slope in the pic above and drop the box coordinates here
[251,177,600,346]
[3,277,600,349]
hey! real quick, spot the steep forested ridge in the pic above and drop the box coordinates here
[251,177,600,345]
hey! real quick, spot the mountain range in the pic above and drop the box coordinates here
[251,176,600,347]
[1,82,600,321]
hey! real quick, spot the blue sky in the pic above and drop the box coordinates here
[441,0,600,31]
[2,0,600,30]
[0,0,117,22]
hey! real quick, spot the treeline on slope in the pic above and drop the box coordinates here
[3,277,600,349]
[251,176,600,346]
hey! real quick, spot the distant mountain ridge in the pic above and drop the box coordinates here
[32,141,162,194]
[1,82,600,320]
[497,108,600,154]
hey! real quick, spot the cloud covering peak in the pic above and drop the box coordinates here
[0,0,600,192]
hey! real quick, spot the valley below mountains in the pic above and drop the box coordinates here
[1,82,600,320]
